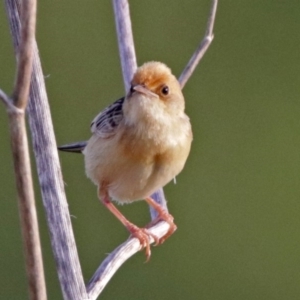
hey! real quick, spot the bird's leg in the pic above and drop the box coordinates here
[145,197,177,244]
[99,190,159,260]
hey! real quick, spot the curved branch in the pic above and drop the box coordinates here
[178,0,218,88]
[87,221,169,299]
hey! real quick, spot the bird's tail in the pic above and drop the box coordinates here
[58,141,87,153]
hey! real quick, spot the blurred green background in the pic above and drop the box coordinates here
[1,0,300,299]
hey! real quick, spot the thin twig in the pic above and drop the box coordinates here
[0,89,11,106]
[0,89,20,112]
[12,0,36,109]
[112,0,137,92]
[3,0,47,299]
[178,0,218,88]
[87,221,169,300]
[5,1,88,299]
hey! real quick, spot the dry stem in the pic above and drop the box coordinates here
[1,0,47,299]
[179,0,218,88]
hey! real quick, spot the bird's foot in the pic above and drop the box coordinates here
[146,210,177,245]
[126,223,159,261]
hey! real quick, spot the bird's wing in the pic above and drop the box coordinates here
[90,97,125,138]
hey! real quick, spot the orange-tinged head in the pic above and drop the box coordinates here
[129,61,184,111]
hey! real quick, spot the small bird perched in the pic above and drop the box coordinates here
[59,61,192,259]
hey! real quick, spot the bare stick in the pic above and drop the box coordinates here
[5,1,88,299]
[112,0,137,92]
[0,89,20,112]
[178,0,218,88]
[12,0,35,108]
[87,221,169,299]
[28,47,88,300]
[2,0,47,299]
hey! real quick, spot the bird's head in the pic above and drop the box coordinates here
[124,62,185,126]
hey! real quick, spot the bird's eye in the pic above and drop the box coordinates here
[161,85,169,95]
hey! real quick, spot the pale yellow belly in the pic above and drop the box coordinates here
[83,132,191,203]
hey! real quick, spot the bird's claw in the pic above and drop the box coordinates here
[146,211,177,245]
[127,224,159,261]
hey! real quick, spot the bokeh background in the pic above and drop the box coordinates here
[1,0,300,299]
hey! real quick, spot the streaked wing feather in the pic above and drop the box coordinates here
[91,97,124,138]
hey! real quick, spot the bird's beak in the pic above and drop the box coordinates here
[132,85,158,98]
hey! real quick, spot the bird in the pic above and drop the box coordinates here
[59,61,192,260]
